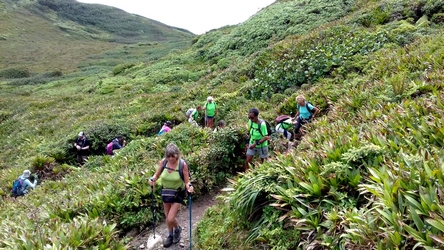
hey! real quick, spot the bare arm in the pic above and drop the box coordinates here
[292,112,300,123]
[312,107,320,118]
[148,159,166,186]
[24,179,37,189]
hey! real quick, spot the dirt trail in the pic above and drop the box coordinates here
[127,192,220,250]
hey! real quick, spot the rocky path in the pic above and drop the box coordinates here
[127,192,220,250]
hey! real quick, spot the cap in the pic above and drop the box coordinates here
[23,170,31,178]
[165,121,172,126]
[207,96,213,101]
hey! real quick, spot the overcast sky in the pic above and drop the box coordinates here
[77,0,275,34]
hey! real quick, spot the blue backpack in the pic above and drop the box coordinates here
[12,178,24,196]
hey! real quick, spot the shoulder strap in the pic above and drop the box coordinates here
[257,119,265,137]
[306,102,313,112]
[178,159,185,182]
[162,158,170,171]
[248,119,259,135]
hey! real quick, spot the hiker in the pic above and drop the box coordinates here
[158,121,173,135]
[214,120,226,132]
[11,169,38,196]
[203,96,218,129]
[148,143,194,248]
[275,116,294,140]
[186,106,202,127]
[294,95,320,137]
[106,135,127,155]
[245,108,270,171]
[73,131,91,165]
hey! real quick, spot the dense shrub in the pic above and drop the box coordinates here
[85,122,132,155]
[112,63,136,76]
[7,71,62,86]
[195,0,356,60]
[0,67,30,78]
[251,26,389,99]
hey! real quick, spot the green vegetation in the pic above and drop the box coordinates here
[0,0,443,248]
[0,0,193,73]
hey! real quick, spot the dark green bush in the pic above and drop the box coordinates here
[85,122,132,155]
[8,76,50,86]
[0,67,30,78]
[7,71,62,86]
[41,70,63,78]
[112,63,136,76]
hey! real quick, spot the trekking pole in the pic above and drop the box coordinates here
[152,185,156,239]
[147,183,162,248]
[189,193,193,250]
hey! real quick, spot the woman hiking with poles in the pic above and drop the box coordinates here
[149,143,194,248]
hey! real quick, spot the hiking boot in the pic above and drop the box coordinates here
[164,235,173,248]
[173,226,182,243]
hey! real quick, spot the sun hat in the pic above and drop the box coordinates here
[23,170,31,178]
[207,96,213,101]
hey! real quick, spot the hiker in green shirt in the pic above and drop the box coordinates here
[275,118,294,140]
[203,96,217,129]
[148,143,194,248]
[186,106,202,127]
[245,108,270,171]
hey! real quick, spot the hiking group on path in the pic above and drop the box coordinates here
[10,94,319,249]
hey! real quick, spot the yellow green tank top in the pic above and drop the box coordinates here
[160,160,185,190]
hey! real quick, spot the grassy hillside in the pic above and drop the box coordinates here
[0,0,443,249]
[0,0,193,73]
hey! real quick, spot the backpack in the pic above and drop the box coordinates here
[185,108,194,118]
[162,158,190,182]
[275,115,291,123]
[250,119,273,137]
[12,178,24,196]
[106,141,113,155]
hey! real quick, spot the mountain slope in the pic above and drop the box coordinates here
[0,0,193,72]
[0,0,443,249]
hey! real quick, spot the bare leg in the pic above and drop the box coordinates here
[245,155,253,171]
[164,202,181,232]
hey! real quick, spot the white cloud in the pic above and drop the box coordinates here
[77,0,275,34]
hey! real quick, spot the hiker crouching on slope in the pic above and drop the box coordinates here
[73,131,91,166]
[275,116,294,141]
[107,135,127,155]
[186,106,202,127]
[214,120,226,132]
[245,108,270,171]
[148,143,194,248]
[293,95,320,137]
[158,121,173,135]
[11,169,38,197]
